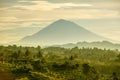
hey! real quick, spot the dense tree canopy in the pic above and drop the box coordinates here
[0,45,119,80]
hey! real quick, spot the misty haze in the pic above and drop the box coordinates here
[0,0,120,80]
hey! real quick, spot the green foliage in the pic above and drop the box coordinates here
[29,73,50,80]
[11,66,31,76]
[0,45,120,80]
[117,54,120,61]
[82,63,91,75]
[31,60,47,72]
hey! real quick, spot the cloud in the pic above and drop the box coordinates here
[0,0,119,21]
[0,0,120,10]
[91,1,120,10]
[0,16,18,22]
[12,1,92,11]
[40,0,120,3]
[0,0,120,43]
[0,8,119,31]
[0,20,50,31]
[0,33,21,44]
[0,0,37,8]
[102,31,120,41]
[0,0,119,32]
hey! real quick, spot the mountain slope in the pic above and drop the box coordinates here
[19,19,107,46]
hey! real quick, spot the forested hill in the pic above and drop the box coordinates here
[0,45,120,80]
[54,41,120,50]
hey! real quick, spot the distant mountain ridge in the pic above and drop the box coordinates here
[53,41,120,50]
[19,19,109,46]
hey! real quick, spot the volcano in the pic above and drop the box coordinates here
[19,19,107,46]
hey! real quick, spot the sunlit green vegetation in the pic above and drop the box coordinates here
[0,45,120,80]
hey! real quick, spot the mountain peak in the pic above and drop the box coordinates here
[57,19,68,22]
[49,19,80,29]
[19,19,107,45]
[54,19,70,24]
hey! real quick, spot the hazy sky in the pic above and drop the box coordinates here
[0,0,120,44]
